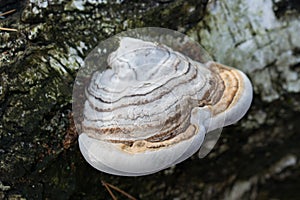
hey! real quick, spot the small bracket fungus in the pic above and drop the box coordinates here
[73,29,253,176]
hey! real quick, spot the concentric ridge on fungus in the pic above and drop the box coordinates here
[78,37,253,176]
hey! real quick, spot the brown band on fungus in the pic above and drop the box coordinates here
[207,62,243,115]
[119,124,197,153]
[82,109,191,144]
[195,64,226,108]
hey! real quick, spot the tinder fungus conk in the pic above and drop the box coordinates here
[73,31,253,176]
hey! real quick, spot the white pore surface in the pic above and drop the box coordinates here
[79,125,205,176]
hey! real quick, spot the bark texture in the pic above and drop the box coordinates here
[0,0,300,199]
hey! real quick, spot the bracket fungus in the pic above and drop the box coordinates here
[74,36,253,176]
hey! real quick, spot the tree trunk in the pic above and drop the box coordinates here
[1,0,300,199]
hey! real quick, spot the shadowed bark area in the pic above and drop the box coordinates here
[0,0,299,199]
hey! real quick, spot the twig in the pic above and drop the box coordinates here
[0,9,16,17]
[102,180,137,200]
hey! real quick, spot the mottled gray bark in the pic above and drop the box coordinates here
[0,0,299,199]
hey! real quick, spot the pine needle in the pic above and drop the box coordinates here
[0,9,17,32]
[0,27,17,32]
[0,9,16,17]
[101,180,137,200]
